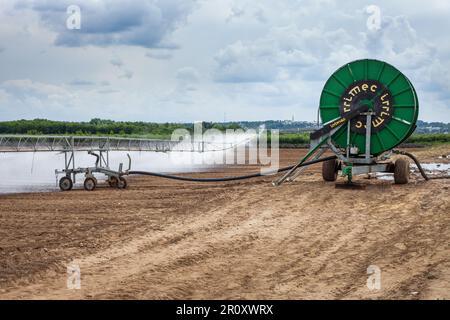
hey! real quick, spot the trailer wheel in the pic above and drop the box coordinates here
[394,158,410,184]
[322,159,339,181]
[118,177,127,189]
[84,177,97,191]
[108,176,119,188]
[59,176,73,191]
[386,161,396,173]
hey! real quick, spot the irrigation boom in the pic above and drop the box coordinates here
[0,134,239,191]
[0,135,230,153]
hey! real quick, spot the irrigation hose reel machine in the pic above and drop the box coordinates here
[275,59,419,187]
[53,59,421,191]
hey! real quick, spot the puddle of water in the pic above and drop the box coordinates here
[411,163,450,174]
[373,173,394,181]
[371,162,450,181]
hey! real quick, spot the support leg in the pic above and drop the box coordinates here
[287,147,327,182]
[69,151,76,184]
[365,113,372,160]
[273,136,329,186]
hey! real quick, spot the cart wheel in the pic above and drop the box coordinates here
[394,158,410,184]
[118,177,127,189]
[84,177,97,191]
[108,176,119,188]
[322,159,339,181]
[386,161,396,173]
[59,176,73,191]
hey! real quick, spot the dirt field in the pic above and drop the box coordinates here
[0,146,449,300]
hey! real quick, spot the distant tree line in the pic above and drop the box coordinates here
[269,133,450,146]
[1,119,448,145]
[235,119,450,134]
[406,133,450,144]
[0,119,242,138]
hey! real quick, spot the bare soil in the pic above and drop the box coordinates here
[0,146,449,300]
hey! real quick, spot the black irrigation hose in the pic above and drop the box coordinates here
[393,149,450,180]
[129,150,449,182]
[393,149,430,181]
[128,155,337,183]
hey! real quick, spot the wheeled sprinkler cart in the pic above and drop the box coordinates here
[55,151,131,192]
[274,59,419,187]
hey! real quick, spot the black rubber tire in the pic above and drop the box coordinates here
[108,176,119,188]
[394,158,410,184]
[118,177,128,189]
[322,159,339,181]
[386,161,396,173]
[59,176,73,191]
[84,177,97,191]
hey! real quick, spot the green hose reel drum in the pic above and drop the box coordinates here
[319,59,418,156]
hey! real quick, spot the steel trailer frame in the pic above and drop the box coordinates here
[55,150,131,191]
[328,112,395,181]
[274,111,400,186]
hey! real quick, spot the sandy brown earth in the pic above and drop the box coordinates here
[0,146,449,300]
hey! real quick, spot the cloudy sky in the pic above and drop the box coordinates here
[0,0,449,122]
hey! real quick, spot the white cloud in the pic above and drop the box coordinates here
[0,0,449,122]
[110,57,123,67]
[15,0,197,48]
[145,51,173,60]
[1,79,70,99]
[119,70,134,80]
[176,67,200,82]
[214,40,278,83]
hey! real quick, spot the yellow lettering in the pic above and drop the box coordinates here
[355,121,363,129]
[370,85,377,92]
[381,93,389,101]
[349,86,361,97]
[331,118,346,128]
[372,117,384,127]
[362,84,369,91]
